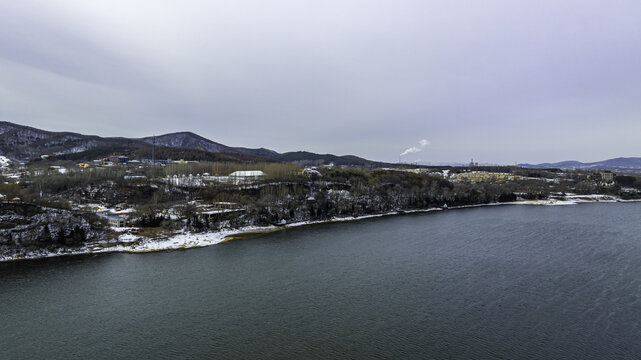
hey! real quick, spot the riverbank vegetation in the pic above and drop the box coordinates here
[2,161,641,257]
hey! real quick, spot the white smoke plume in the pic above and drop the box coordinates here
[400,147,421,156]
[400,139,430,157]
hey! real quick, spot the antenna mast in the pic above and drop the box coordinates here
[152,134,155,166]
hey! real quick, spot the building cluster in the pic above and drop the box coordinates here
[75,204,133,228]
[77,156,200,169]
[450,171,529,183]
[600,170,614,184]
[162,170,266,187]
[78,155,135,168]
[0,158,26,184]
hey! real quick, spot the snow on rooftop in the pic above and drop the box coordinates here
[229,170,264,177]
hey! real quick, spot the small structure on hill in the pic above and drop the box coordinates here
[98,213,128,227]
[105,155,129,164]
[600,171,614,183]
[49,165,67,174]
[301,167,322,177]
[143,158,172,165]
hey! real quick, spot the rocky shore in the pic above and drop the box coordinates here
[3,195,638,262]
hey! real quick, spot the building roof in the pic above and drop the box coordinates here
[229,170,264,177]
[97,212,126,220]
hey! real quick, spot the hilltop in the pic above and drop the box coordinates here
[0,121,384,166]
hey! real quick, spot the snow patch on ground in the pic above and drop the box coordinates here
[0,156,11,168]
[511,194,623,206]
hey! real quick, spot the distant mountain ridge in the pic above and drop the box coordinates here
[519,157,641,171]
[10,121,637,170]
[140,132,280,158]
[0,121,143,161]
[0,121,380,166]
[139,131,378,165]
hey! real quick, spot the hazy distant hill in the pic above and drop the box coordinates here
[140,132,385,166]
[0,121,384,166]
[274,152,381,166]
[519,157,641,171]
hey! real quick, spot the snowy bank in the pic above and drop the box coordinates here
[2,196,640,262]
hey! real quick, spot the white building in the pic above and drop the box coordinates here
[229,170,264,178]
[228,170,265,185]
[49,166,67,174]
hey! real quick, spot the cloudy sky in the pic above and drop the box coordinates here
[1,1,640,164]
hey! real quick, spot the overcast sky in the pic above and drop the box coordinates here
[1,1,640,164]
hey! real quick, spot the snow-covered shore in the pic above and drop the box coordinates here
[453,194,639,208]
[2,195,640,262]
[0,209,444,262]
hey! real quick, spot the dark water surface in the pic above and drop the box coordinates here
[2,203,641,359]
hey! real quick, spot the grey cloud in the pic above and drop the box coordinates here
[0,0,640,163]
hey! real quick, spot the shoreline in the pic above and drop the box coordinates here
[2,195,640,263]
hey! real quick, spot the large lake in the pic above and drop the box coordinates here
[2,203,641,359]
